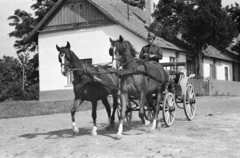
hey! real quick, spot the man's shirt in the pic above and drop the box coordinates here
[139,44,163,62]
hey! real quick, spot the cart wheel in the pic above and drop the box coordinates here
[183,84,196,121]
[162,92,176,127]
[117,102,132,125]
[144,104,154,122]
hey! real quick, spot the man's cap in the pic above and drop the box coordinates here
[146,33,155,40]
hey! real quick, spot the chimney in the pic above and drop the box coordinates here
[145,0,154,25]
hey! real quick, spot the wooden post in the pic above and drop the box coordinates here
[22,65,25,91]
[208,78,212,96]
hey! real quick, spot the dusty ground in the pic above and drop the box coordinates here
[0,96,240,158]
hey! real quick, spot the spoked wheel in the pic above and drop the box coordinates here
[162,92,176,127]
[117,102,132,125]
[144,103,154,122]
[183,84,196,121]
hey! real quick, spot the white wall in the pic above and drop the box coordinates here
[38,24,147,91]
[203,58,213,78]
[39,24,181,92]
[215,61,232,81]
[203,58,232,81]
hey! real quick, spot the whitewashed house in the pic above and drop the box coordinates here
[25,0,192,101]
[25,0,239,101]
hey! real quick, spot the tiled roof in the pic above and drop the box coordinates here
[203,45,233,61]
[89,0,185,51]
[25,0,186,52]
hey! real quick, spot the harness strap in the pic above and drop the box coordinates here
[92,76,120,90]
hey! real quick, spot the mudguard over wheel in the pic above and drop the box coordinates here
[162,92,176,127]
[183,84,196,120]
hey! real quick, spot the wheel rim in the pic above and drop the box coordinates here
[144,109,154,122]
[184,84,196,120]
[162,93,175,127]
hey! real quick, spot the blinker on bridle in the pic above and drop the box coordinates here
[110,45,123,64]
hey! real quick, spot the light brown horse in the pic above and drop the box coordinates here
[110,36,169,139]
[56,42,119,136]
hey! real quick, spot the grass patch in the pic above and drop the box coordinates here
[0,99,106,119]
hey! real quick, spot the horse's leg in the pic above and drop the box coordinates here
[145,94,154,126]
[101,97,112,131]
[91,100,98,136]
[151,86,163,130]
[139,91,147,125]
[110,94,118,128]
[116,93,128,140]
[71,99,83,134]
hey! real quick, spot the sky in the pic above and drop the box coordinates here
[0,0,238,58]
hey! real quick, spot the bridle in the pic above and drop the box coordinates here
[59,49,91,75]
[109,46,123,63]
[59,49,74,69]
[111,43,135,69]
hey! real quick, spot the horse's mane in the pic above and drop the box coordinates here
[125,41,138,58]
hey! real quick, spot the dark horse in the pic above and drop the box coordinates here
[56,42,119,136]
[110,36,169,139]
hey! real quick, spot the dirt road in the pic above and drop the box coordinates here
[0,96,240,158]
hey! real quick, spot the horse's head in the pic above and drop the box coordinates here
[109,35,137,69]
[56,41,73,76]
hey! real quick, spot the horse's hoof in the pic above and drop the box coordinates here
[91,131,97,136]
[105,126,111,131]
[73,128,79,135]
[116,134,122,140]
[145,120,151,126]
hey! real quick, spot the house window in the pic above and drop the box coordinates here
[170,56,175,62]
[210,64,216,79]
[81,58,92,66]
[225,66,229,81]
[186,55,195,76]
[67,58,92,84]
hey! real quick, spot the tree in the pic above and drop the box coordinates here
[5,0,58,101]
[152,0,238,77]
[225,2,240,54]
[8,0,58,55]
[0,56,22,102]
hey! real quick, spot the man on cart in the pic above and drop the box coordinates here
[139,32,163,62]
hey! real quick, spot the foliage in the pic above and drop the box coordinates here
[4,0,58,101]
[8,0,58,55]
[0,55,39,102]
[152,0,238,77]
[0,56,21,102]
[225,2,240,54]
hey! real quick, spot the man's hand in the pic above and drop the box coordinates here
[149,55,155,58]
